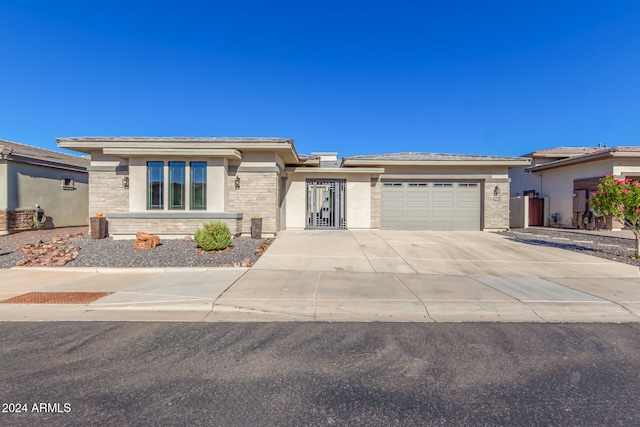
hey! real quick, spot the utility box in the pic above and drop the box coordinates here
[90,216,106,239]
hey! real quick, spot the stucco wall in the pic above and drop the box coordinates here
[285,172,373,229]
[537,159,614,227]
[128,157,228,212]
[8,162,88,227]
[508,159,548,197]
[0,160,7,210]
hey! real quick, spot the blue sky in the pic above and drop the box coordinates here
[1,1,639,157]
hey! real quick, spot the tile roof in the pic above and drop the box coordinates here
[522,146,601,157]
[343,152,526,161]
[0,139,89,170]
[526,146,640,172]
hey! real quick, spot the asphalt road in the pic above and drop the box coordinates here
[1,322,640,426]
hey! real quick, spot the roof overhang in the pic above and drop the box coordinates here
[286,167,385,175]
[102,148,242,159]
[342,159,531,167]
[57,137,301,163]
[525,150,637,172]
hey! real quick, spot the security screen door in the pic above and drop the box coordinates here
[306,179,347,229]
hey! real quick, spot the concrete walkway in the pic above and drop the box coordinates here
[1,231,639,322]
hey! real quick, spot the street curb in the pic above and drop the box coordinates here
[10,267,250,273]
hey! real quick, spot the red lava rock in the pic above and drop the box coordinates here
[15,238,80,267]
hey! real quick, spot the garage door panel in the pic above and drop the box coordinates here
[407,200,430,207]
[457,200,479,208]
[380,181,481,230]
[382,200,405,207]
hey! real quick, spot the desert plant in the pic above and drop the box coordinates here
[590,175,640,256]
[193,221,234,251]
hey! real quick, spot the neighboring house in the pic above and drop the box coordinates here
[510,146,640,229]
[57,137,530,238]
[0,139,89,235]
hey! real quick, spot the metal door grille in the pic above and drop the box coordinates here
[306,179,347,229]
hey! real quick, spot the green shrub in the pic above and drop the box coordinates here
[194,221,234,251]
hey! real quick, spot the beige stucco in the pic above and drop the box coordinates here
[128,157,228,213]
[0,160,7,209]
[285,172,375,229]
[537,159,613,227]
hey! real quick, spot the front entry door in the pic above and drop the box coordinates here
[306,179,347,229]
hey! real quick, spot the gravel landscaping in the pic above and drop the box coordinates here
[500,227,640,267]
[3,225,639,269]
[0,227,273,269]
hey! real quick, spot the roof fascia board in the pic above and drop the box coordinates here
[58,139,300,162]
[526,151,614,172]
[4,155,87,172]
[286,167,385,174]
[102,148,242,159]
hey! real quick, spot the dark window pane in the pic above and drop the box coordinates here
[169,162,186,210]
[190,162,207,210]
[147,161,164,210]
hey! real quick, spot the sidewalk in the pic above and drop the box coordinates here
[1,266,640,323]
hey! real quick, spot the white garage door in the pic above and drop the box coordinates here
[381,182,481,230]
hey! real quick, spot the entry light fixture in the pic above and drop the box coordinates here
[122,176,129,189]
[235,176,241,190]
[493,185,501,196]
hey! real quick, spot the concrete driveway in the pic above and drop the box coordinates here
[251,230,638,278]
[213,230,640,322]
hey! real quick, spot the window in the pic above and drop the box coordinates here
[61,177,75,190]
[147,162,164,210]
[408,183,427,187]
[459,183,478,187]
[147,161,207,210]
[169,162,186,210]
[190,162,207,210]
[433,183,453,187]
[383,182,402,187]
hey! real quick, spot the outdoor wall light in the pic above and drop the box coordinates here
[493,185,501,196]
[235,176,241,190]
[122,176,129,189]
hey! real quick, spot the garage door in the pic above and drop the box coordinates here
[381,182,481,230]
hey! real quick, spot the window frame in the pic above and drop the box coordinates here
[147,161,165,210]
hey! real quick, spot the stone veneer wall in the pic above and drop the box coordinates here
[89,170,129,217]
[0,209,36,233]
[483,181,510,229]
[228,171,279,235]
[107,217,242,237]
[370,177,381,229]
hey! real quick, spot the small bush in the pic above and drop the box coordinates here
[194,221,233,251]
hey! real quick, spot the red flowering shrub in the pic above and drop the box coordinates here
[590,175,640,255]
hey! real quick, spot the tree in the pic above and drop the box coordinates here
[589,175,640,256]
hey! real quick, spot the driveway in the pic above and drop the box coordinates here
[251,230,638,278]
[214,230,640,322]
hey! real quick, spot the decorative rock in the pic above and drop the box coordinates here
[182,236,193,242]
[134,232,160,250]
[15,238,80,267]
